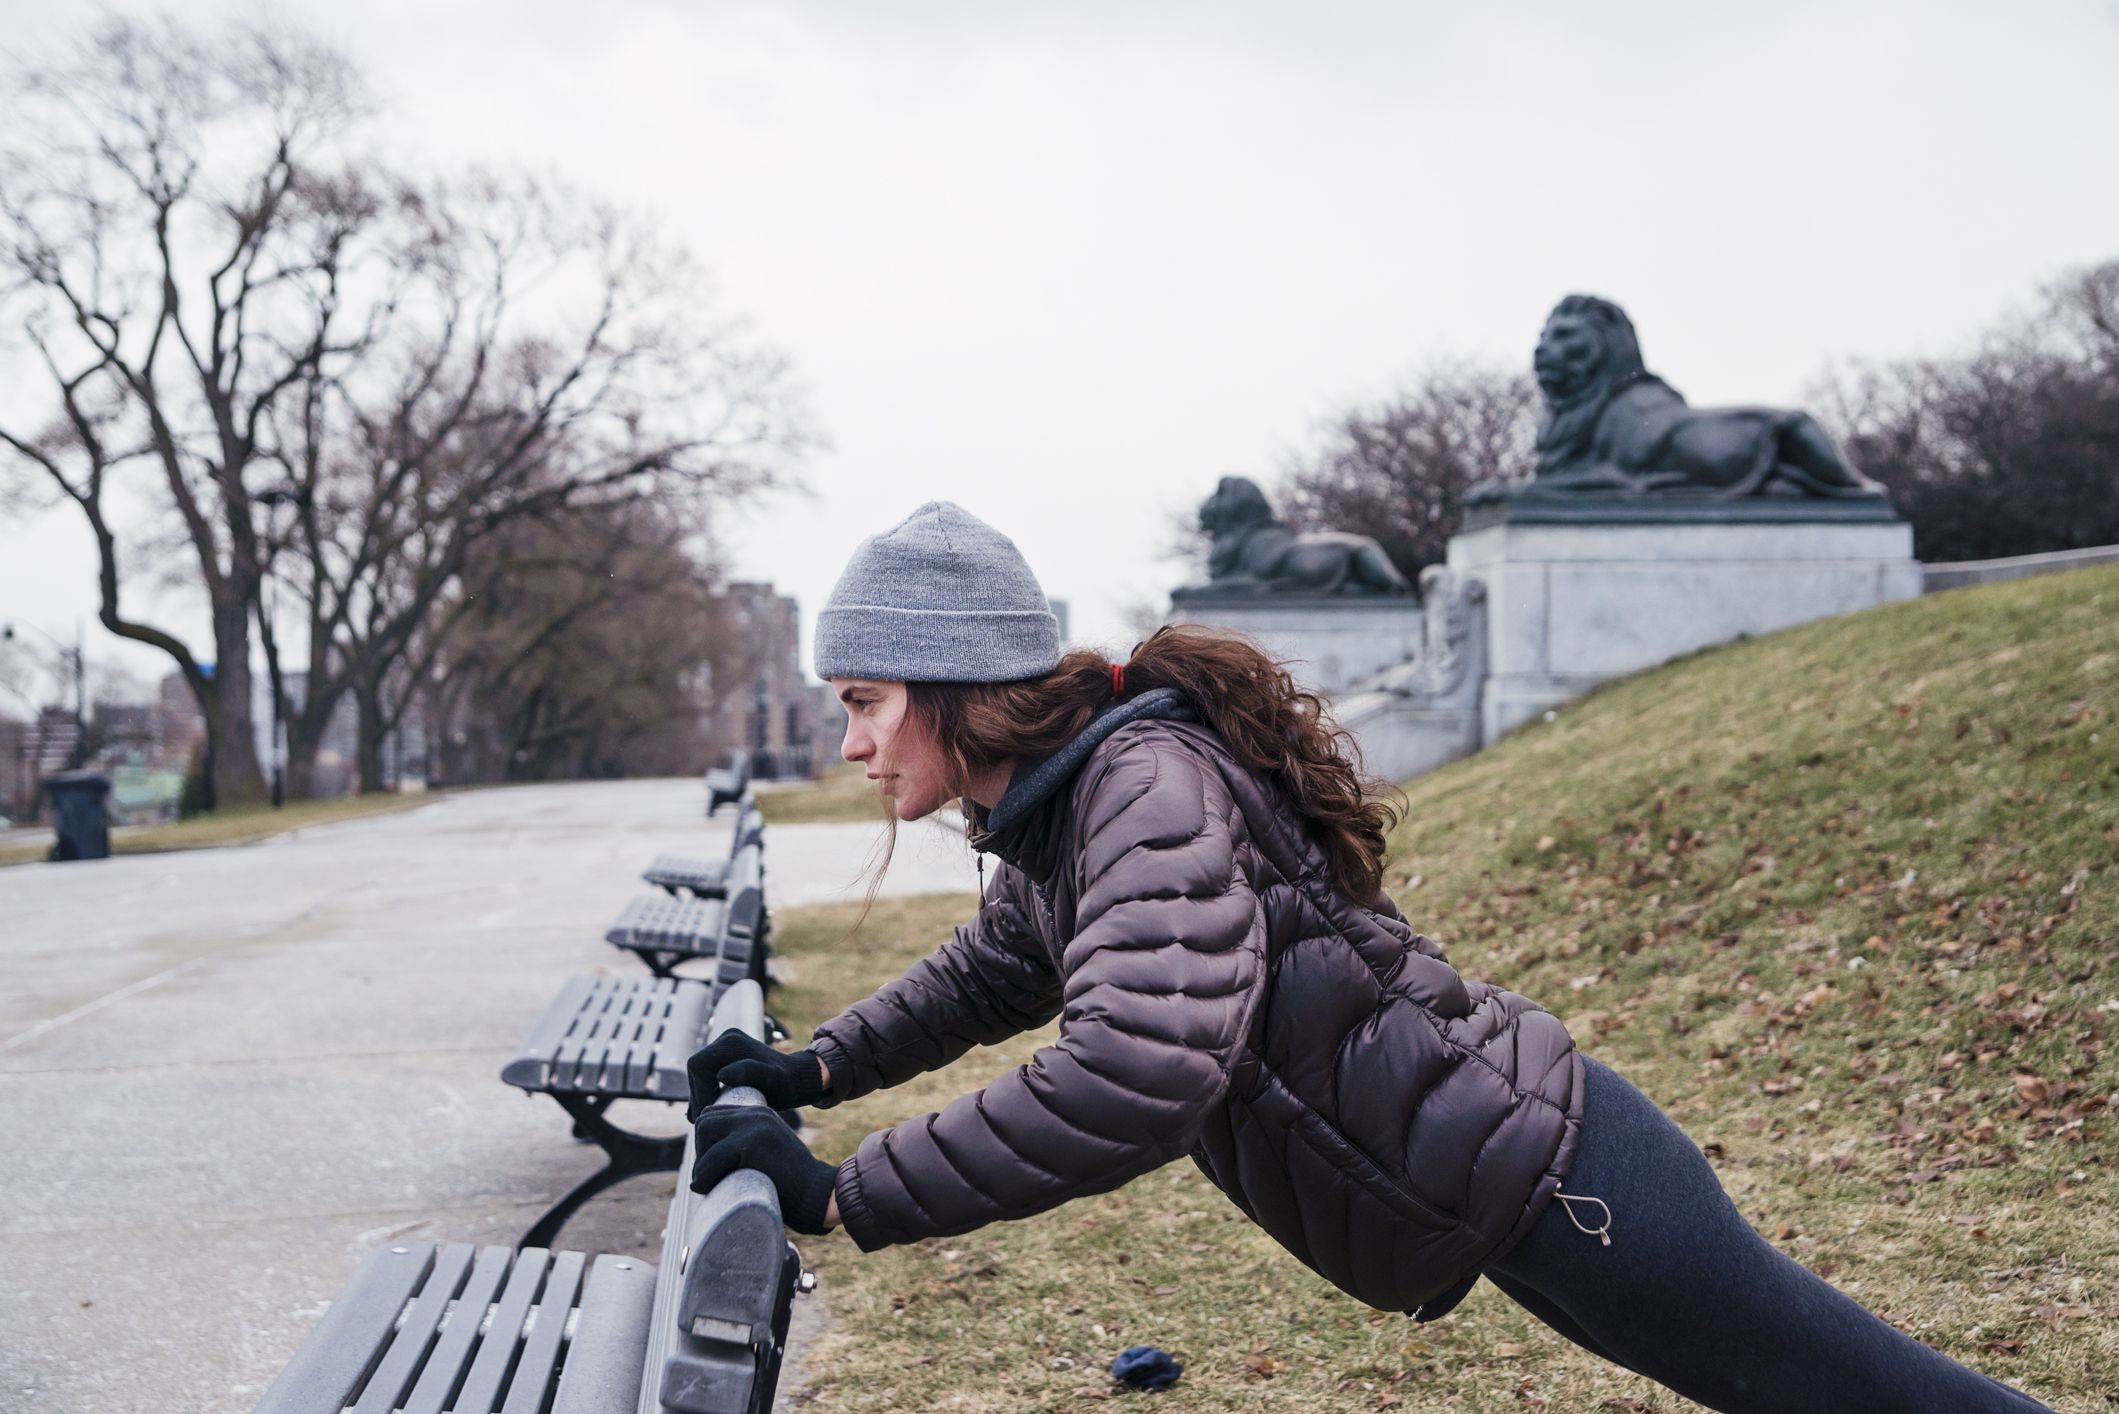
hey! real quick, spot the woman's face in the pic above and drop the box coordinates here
[832,677,955,821]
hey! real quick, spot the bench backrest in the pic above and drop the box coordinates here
[608,894,728,950]
[502,975,710,1100]
[639,979,803,1414]
[728,807,765,859]
[723,847,764,941]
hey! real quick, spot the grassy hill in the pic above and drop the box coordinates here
[772,567,2116,1412]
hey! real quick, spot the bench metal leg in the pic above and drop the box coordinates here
[522,1094,688,1250]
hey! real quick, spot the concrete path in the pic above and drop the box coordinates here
[0,779,980,1414]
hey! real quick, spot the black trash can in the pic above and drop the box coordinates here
[44,771,112,862]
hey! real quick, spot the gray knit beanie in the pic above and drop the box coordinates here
[813,501,1062,682]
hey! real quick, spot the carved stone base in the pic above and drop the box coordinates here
[1165,595,1427,696]
[1448,516,1921,744]
[1461,493,1901,531]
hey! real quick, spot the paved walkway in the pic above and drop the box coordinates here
[0,778,979,1413]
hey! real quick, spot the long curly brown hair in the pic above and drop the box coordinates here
[900,623,1402,902]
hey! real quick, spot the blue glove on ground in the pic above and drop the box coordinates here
[1110,1345,1184,1392]
[685,1031,826,1123]
[689,1105,838,1235]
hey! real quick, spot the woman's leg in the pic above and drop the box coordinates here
[1479,1268,1641,1375]
[1484,1057,2054,1414]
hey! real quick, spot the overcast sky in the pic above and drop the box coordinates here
[4,0,2118,698]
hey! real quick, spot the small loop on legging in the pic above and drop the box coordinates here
[1554,1185,1613,1247]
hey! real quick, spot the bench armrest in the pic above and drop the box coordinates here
[638,979,805,1414]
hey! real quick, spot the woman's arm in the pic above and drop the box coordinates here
[831,739,1264,1250]
[807,869,1062,1107]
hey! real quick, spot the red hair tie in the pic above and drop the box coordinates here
[1111,661,1126,698]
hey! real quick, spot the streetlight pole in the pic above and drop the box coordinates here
[70,620,85,769]
[253,485,308,808]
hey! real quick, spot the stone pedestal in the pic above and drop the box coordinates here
[1166,594,1426,696]
[1447,512,1921,743]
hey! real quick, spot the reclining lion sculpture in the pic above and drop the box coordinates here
[1481,294,1886,503]
[1178,476,1411,597]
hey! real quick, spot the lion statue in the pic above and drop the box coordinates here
[1180,476,1411,597]
[1479,294,1886,502]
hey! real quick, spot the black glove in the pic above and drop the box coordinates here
[685,1032,826,1123]
[690,1106,838,1235]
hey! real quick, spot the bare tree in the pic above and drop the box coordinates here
[427,498,740,783]
[0,18,405,807]
[264,173,805,793]
[1278,360,1537,581]
[1813,257,2119,563]
[0,18,808,805]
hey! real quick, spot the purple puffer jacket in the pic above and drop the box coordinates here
[809,692,1584,1317]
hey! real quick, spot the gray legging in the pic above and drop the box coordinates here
[1483,1057,2056,1413]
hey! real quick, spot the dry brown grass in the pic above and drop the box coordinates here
[757,763,894,826]
[0,791,437,867]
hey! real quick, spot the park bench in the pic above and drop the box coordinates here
[644,807,764,899]
[502,973,715,1248]
[607,848,766,982]
[704,750,752,817]
[254,980,808,1414]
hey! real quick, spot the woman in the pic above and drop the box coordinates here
[687,501,2052,1413]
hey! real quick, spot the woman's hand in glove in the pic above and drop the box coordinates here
[689,1106,839,1235]
[685,1032,827,1123]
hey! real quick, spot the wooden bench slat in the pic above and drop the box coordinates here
[401,1243,515,1414]
[499,1249,586,1414]
[649,983,712,1098]
[620,1010,656,1095]
[251,1243,436,1414]
[502,975,601,1091]
[449,1247,552,1414]
[349,1241,477,1414]
[581,997,625,1090]
[552,1016,593,1089]
[550,1254,657,1414]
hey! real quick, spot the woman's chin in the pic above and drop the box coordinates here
[886,789,941,822]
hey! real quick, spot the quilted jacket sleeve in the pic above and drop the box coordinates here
[833,735,1264,1250]
[808,868,1062,1108]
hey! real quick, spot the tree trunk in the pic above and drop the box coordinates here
[206,593,269,809]
[283,673,349,800]
[283,706,325,800]
[355,674,388,794]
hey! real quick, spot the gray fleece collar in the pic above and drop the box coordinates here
[973,687,1196,842]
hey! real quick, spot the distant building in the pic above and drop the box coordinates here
[1049,596,1071,646]
[92,700,158,763]
[32,706,78,772]
[713,581,830,780]
[156,672,206,772]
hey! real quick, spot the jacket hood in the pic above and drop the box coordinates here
[967,686,1195,877]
